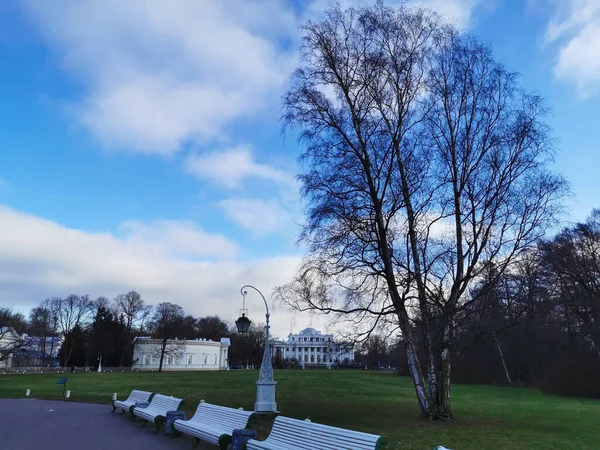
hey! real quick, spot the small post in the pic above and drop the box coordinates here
[25,389,30,397]
[65,390,71,399]
[112,393,117,401]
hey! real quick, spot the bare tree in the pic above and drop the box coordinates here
[279,2,567,419]
[28,298,61,366]
[0,307,29,365]
[55,294,93,367]
[540,209,600,351]
[114,291,152,366]
[196,316,230,341]
[149,302,186,372]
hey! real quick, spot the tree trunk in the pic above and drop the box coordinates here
[405,339,431,417]
[63,341,71,367]
[48,334,55,367]
[64,330,78,368]
[158,339,166,372]
[119,323,133,367]
[487,313,512,384]
[396,307,432,417]
[435,322,453,420]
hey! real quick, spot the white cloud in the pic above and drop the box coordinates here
[118,219,238,260]
[185,146,295,189]
[0,205,302,337]
[218,198,295,236]
[545,0,600,98]
[409,0,488,27]
[21,0,488,156]
[307,0,487,28]
[21,0,298,155]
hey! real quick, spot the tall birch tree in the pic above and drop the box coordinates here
[279,2,566,419]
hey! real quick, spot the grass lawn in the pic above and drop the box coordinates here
[1,370,598,449]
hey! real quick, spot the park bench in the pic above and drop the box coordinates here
[173,400,254,449]
[111,389,154,417]
[245,416,388,450]
[132,393,183,433]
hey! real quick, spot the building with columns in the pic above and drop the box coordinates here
[271,328,354,367]
[132,337,231,371]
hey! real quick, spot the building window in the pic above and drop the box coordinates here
[144,354,151,365]
[311,355,314,362]
[187,354,193,365]
[214,354,218,364]
[167,356,173,365]
[286,347,289,352]
[317,355,321,363]
[317,347,321,352]
[203,354,208,365]
[304,355,308,362]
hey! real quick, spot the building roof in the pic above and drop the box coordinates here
[0,327,21,340]
[298,327,321,335]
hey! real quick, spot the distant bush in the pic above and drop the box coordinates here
[541,353,600,399]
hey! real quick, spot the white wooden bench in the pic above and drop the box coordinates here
[132,393,183,433]
[246,416,388,450]
[112,390,153,417]
[173,400,254,449]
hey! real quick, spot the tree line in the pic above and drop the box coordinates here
[1,293,266,372]
[345,211,600,399]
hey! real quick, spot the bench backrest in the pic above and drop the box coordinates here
[125,390,152,403]
[266,416,387,450]
[146,394,183,413]
[188,401,253,430]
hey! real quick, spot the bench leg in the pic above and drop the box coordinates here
[142,420,147,428]
[218,435,232,450]
[120,410,126,416]
[154,416,165,434]
[111,403,116,413]
[192,437,200,448]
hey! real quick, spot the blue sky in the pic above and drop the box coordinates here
[0,0,599,337]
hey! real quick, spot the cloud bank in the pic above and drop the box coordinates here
[0,205,301,337]
[545,0,600,98]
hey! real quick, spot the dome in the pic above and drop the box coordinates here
[299,327,321,335]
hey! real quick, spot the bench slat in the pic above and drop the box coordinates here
[132,393,183,422]
[113,389,153,413]
[246,416,387,450]
[173,401,253,446]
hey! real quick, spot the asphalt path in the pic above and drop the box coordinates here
[0,399,215,450]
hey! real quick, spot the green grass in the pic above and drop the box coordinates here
[1,370,598,449]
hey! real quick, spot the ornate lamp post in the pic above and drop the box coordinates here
[97,352,102,373]
[235,285,277,413]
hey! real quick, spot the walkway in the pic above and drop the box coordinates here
[0,399,214,450]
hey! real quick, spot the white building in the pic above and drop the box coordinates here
[271,328,354,367]
[132,337,231,371]
[0,327,21,369]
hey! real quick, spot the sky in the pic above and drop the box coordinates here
[0,0,599,339]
